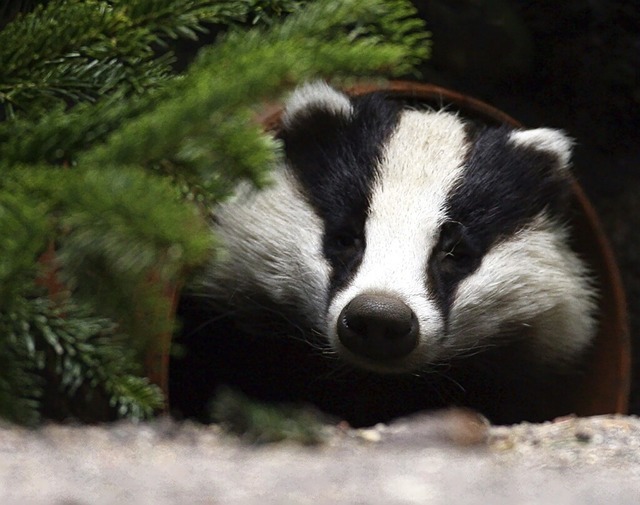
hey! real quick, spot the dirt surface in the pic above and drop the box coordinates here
[2,411,639,505]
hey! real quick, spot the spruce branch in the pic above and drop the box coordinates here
[122,0,253,41]
[0,0,254,119]
[243,0,304,27]
[3,164,214,341]
[0,297,164,424]
[0,0,311,167]
[0,0,431,425]
[0,301,42,425]
[0,187,50,308]
[0,89,163,165]
[211,387,327,445]
[81,0,430,197]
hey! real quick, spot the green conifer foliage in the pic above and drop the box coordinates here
[0,0,429,424]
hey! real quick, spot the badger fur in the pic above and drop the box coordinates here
[171,82,597,426]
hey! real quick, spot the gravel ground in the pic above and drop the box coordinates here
[1,411,639,505]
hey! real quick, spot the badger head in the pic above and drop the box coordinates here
[206,82,597,376]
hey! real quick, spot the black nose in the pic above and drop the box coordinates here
[337,293,419,362]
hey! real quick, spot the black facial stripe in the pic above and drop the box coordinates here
[429,126,571,318]
[280,92,402,297]
[427,221,483,325]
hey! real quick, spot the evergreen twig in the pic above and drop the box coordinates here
[0,0,254,119]
[81,0,430,197]
[0,297,163,425]
[0,0,430,424]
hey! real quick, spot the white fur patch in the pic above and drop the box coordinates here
[202,167,330,329]
[326,110,471,371]
[509,128,574,170]
[448,214,596,365]
[282,81,353,128]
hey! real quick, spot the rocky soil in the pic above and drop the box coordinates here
[2,411,639,505]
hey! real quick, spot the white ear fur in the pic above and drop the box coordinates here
[282,81,353,128]
[509,128,574,170]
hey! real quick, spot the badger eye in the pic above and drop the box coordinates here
[436,222,479,270]
[335,232,361,250]
[325,228,364,264]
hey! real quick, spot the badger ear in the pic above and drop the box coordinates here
[281,81,353,130]
[508,128,574,172]
[280,82,354,171]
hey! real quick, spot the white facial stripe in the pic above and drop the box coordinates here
[327,110,470,362]
[449,215,596,363]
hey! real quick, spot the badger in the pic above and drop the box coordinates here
[171,82,598,426]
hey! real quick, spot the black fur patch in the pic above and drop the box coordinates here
[429,126,572,319]
[280,92,402,297]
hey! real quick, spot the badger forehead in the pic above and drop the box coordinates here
[283,96,573,292]
[330,109,471,319]
[369,110,469,228]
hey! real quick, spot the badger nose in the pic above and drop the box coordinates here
[337,293,419,361]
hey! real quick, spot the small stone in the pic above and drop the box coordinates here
[575,427,593,443]
[357,428,382,443]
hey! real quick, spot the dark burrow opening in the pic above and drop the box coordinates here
[169,296,583,428]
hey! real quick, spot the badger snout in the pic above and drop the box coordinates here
[337,293,419,362]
